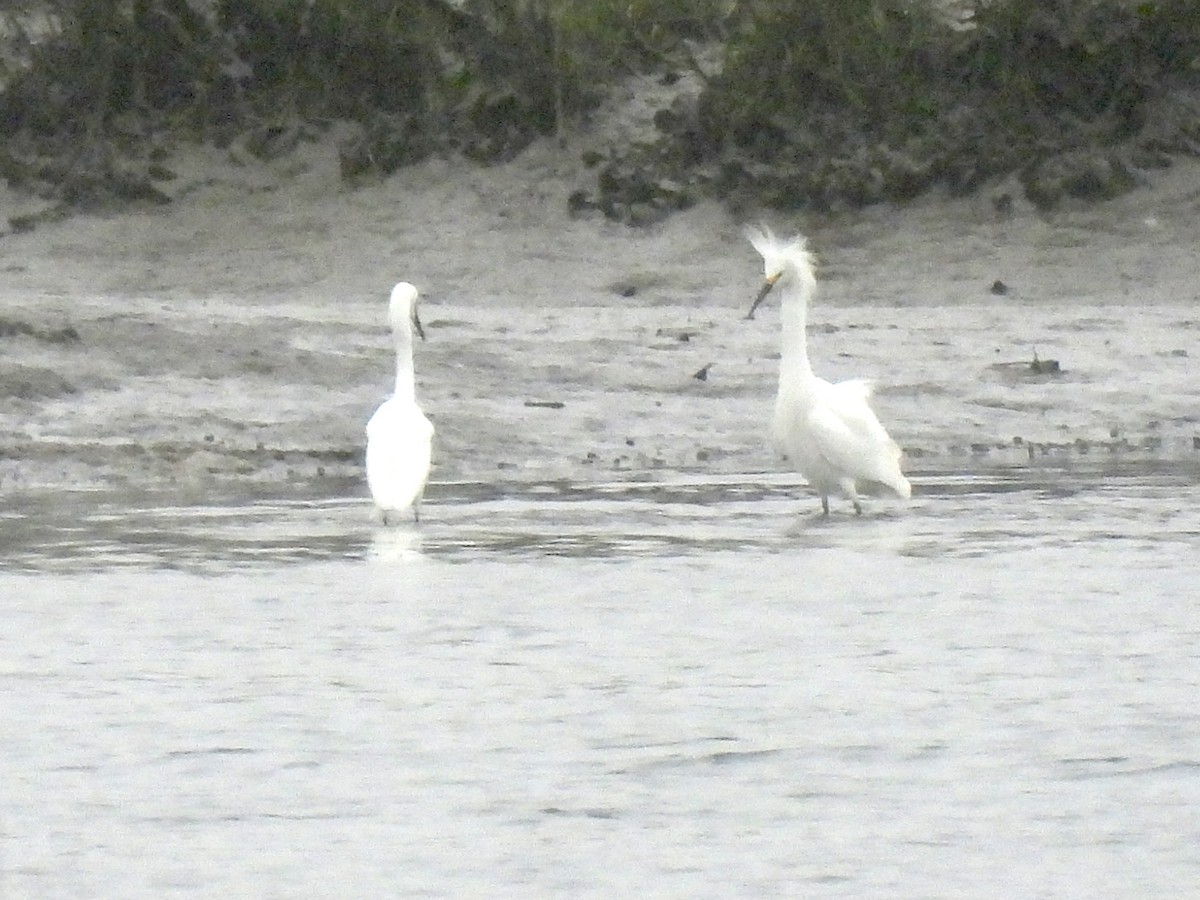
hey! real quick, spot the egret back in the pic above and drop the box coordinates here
[774,378,910,499]
[366,398,434,514]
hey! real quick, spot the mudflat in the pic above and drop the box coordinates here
[1,135,1196,496]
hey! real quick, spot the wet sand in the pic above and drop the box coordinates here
[1,132,1197,497]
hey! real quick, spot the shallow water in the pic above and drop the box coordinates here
[3,465,1200,898]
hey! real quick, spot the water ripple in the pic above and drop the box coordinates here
[0,463,1197,570]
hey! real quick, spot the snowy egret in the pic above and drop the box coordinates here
[745,226,911,515]
[366,282,434,524]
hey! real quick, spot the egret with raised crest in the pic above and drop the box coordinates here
[745,227,910,515]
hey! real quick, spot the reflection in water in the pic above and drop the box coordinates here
[0,463,1198,571]
[368,525,424,563]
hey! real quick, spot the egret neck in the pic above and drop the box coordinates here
[777,257,818,405]
[389,297,422,401]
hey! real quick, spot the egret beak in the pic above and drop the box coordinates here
[746,274,780,320]
[412,307,426,341]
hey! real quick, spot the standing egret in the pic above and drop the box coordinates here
[745,227,911,515]
[366,282,434,524]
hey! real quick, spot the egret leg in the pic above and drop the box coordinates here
[413,504,421,524]
[820,496,830,516]
[853,499,863,516]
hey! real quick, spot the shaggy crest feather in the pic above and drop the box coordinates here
[745,225,813,276]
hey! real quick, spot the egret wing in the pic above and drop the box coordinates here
[808,382,904,485]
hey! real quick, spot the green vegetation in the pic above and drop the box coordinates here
[0,0,723,145]
[697,0,1200,209]
[2,0,1200,216]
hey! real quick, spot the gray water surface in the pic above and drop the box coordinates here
[3,466,1199,898]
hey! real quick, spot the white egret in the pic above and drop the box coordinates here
[745,227,911,515]
[366,282,434,524]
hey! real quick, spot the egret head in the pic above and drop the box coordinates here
[389,281,425,340]
[744,226,815,320]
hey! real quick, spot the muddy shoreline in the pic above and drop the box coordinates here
[1,135,1198,500]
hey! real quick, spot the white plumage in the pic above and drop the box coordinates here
[746,227,911,515]
[366,282,434,524]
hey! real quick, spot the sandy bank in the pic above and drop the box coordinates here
[1,131,1197,498]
